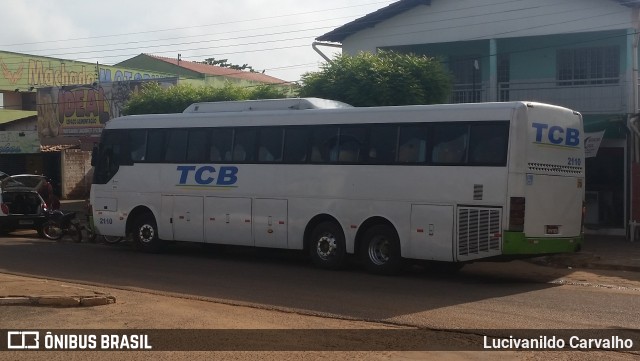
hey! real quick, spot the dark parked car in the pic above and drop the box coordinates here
[0,174,48,234]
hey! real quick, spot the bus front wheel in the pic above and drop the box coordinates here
[308,221,347,270]
[132,213,164,253]
[360,225,402,275]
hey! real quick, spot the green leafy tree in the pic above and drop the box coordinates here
[123,82,289,115]
[299,51,452,107]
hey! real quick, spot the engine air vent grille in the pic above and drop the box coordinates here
[458,207,501,258]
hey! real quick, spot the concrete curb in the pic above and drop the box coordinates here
[0,295,116,307]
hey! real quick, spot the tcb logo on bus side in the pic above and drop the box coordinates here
[176,165,239,186]
[531,122,580,147]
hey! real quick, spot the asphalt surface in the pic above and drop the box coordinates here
[2,198,639,308]
[1,228,638,308]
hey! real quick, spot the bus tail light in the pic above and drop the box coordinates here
[581,201,586,231]
[0,203,8,215]
[509,197,525,232]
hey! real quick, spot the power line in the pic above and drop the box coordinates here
[0,2,632,68]
[0,2,635,86]
[0,1,395,47]
[4,0,526,55]
[0,0,623,66]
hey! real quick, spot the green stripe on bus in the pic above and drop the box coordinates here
[503,231,583,255]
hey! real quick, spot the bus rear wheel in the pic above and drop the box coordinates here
[308,221,347,270]
[360,225,402,275]
[132,213,164,253]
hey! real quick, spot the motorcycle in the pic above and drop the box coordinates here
[40,210,83,242]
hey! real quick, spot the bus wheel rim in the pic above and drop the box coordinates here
[368,236,390,265]
[316,233,337,260]
[139,224,155,243]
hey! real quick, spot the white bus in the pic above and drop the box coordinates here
[90,98,584,274]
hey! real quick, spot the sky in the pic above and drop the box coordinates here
[0,0,398,83]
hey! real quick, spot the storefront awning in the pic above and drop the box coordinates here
[582,114,627,139]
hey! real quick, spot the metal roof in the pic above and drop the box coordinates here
[316,0,640,43]
[317,0,430,43]
[145,54,288,84]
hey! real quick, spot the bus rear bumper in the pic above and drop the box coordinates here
[502,231,583,255]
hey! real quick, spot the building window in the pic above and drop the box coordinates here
[497,54,510,102]
[557,46,619,86]
[450,56,482,103]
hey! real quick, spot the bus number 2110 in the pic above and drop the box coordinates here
[568,157,581,166]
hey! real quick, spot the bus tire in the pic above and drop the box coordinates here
[132,213,164,253]
[360,225,402,275]
[308,221,347,270]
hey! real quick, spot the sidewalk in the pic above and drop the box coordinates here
[531,234,640,272]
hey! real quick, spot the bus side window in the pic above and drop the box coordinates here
[186,128,209,163]
[310,126,339,163]
[398,125,428,163]
[129,130,147,162]
[210,128,233,162]
[283,127,310,163]
[210,146,222,161]
[164,129,188,163]
[233,128,257,162]
[146,129,166,163]
[257,127,284,162]
[368,125,397,164]
[337,126,365,163]
[468,123,509,165]
[431,124,469,164]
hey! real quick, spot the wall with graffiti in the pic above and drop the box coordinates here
[37,78,177,142]
[0,51,172,91]
[37,85,108,138]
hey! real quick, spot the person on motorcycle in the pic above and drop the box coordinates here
[38,177,59,210]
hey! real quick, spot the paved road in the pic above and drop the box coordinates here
[1,234,639,331]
